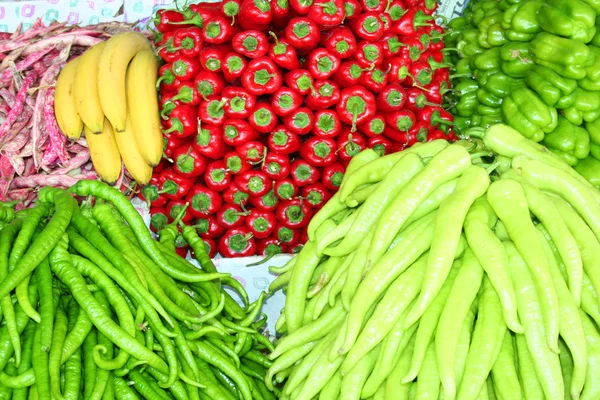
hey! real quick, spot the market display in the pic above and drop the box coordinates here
[146,0,456,258]
[447,0,600,185]
[0,181,274,400]
[269,124,600,399]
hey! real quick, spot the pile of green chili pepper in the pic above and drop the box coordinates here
[0,180,276,400]
[268,123,600,399]
[446,0,600,187]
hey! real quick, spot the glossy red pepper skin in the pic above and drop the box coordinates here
[336,86,377,132]
[290,159,320,187]
[150,206,169,233]
[285,18,321,53]
[343,0,363,19]
[354,41,384,68]
[170,82,202,106]
[313,109,342,138]
[158,33,179,64]
[224,151,252,175]
[308,0,345,28]
[417,106,453,131]
[140,176,168,208]
[273,0,291,29]
[262,153,291,180]
[307,48,341,80]
[238,0,273,31]
[300,137,338,167]
[409,61,433,86]
[367,135,393,156]
[222,52,248,82]
[162,105,198,138]
[283,107,314,136]
[423,78,449,104]
[171,57,202,81]
[332,61,363,88]
[173,144,207,178]
[380,33,402,59]
[271,86,303,117]
[360,0,386,12]
[358,113,386,137]
[284,69,314,96]
[268,126,302,154]
[256,237,286,257]
[221,0,242,23]
[350,11,385,41]
[166,200,195,224]
[222,86,256,119]
[274,178,298,200]
[249,189,279,212]
[236,141,266,163]
[196,215,227,240]
[173,28,204,58]
[301,183,331,209]
[158,63,181,92]
[242,56,283,95]
[193,124,230,160]
[290,0,313,14]
[249,103,278,133]
[159,169,195,201]
[245,209,277,239]
[321,162,345,190]
[274,223,301,246]
[223,181,250,205]
[218,227,257,257]
[216,204,247,229]
[359,66,389,93]
[232,30,269,59]
[336,129,367,161]
[305,80,341,110]
[205,160,232,192]
[385,57,411,86]
[202,16,238,44]
[385,109,416,133]
[384,125,409,143]
[235,170,272,197]
[163,133,191,159]
[405,87,438,114]
[198,96,227,126]
[153,10,186,33]
[410,120,433,144]
[222,119,260,146]
[267,34,301,71]
[160,92,180,119]
[322,27,357,59]
[276,199,313,229]
[188,4,221,25]
[394,7,433,36]
[194,70,225,99]
[199,45,231,72]
[376,83,406,112]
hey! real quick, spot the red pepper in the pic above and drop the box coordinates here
[140,176,168,208]
[205,160,232,192]
[160,92,180,120]
[285,18,321,53]
[166,201,195,224]
[380,33,402,58]
[236,141,266,163]
[307,48,341,80]
[246,209,277,239]
[221,0,242,24]
[173,144,207,178]
[336,86,376,132]
[169,82,201,106]
[199,45,230,72]
[290,0,313,14]
[354,41,384,68]
[423,79,449,104]
[267,32,301,71]
[301,183,331,209]
[222,52,248,82]
[198,96,227,126]
[276,199,313,229]
[222,86,256,119]
[196,215,227,240]
[313,109,342,138]
[235,170,272,197]
[216,204,248,229]
[379,12,392,33]
[408,61,433,86]
[308,0,345,28]
[360,0,386,13]
[274,223,301,246]
[219,227,257,257]
[358,113,386,136]
[162,105,198,138]
[386,0,406,25]
[256,237,286,258]
[249,103,278,133]
[174,235,189,258]
[273,0,291,29]
[163,133,191,159]
[428,26,446,52]
[239,0,273,31]
[271,86,303,117]
[350,11,385,41]
[193,123,230,160]
[305,80,341,110]
[332,60,363,88]
[376,83,406,112]
[394,7,433,36]
[150,206,169,233]
[262,153,291,180]
[153,10,186,33]
[274,178,298,200]
[241,56,283,95]
[172,28,204,58]
[283,107,314,135]
[186,4,221,26]
[367,135,393,156]
[386,56,412,85]
[159,169,195,201]
[249,188,280,211]
[427,129,447,142]
[405,87,439,114]
[190,237,217,258]
[284,69,315,96]
[223,181,250,205]
[157,33,179,64]
[300,136,338,166]
[384,124,409,143]
[417,106,453,131]
[223,119,260,146]
[359,66,389,93]
[322,162,345,190]
[202,16,238,44]
[290,159,320,186]
[224,151,252,175]
[194,71,225,100]
[157,63,181,92]
[322,27,357,59]
[336,129,367,161]
[267,126,302,154]
[410,120,432,144]
[399,35,426,60]
[232,30,269,59]
[171,57,202,82]
[385,109,416,133]
[343,0,363,19]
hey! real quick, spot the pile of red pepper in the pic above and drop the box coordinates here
[143,0,455,258]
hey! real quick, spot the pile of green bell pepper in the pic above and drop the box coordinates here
[447,0,600,181]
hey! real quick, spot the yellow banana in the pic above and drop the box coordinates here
[98,31,151,132]
[73,42,106,134]
[114,116,153,185]
[54,57,83,139]
[85,119,122,185]
[126,49,163,167]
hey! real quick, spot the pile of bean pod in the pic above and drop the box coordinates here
[268,123,600,400]
[0,180,276,400]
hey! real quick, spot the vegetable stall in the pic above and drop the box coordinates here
[2,0,600,399]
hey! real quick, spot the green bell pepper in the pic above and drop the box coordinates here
[502,0,544,40]
[471,1,504,27]
[578,78,600,91]
[556,88,600,111]
[530,33,593,79]
[582,0,600,13]
[477,104,503,115]
[477,10,504,48]
[541,115,590,166]
[574,156,600,188]
[486,22,508,47]
[453,116,472,133]
[524,65,577,106]
[501,87,558,142]
[584,46,600,82]
[455,58,473,76]
[483,72,525,98]
[477,88,503,107]
[457,30,484,58]
[500,41,535,77]
[592,143,600,159]
[538,0,597,43]
[585,117,600,144]
[454,80,480,117]
[563,107,584,126]
[470,47,502,71]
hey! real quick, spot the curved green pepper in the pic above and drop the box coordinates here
[500,41,535,77]
[538,0,596,43]
[541,115,590,165]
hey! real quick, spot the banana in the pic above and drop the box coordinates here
[85,119,122,185]
[73,42,106,134]
[126,49,163,167]
[54,57,83,139]
[114,116,153,185]
[98,31,152,132]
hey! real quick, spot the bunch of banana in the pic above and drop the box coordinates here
[54,31,163,186]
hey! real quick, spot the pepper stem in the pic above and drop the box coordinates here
[172,202,190,226]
